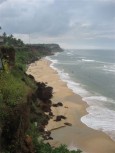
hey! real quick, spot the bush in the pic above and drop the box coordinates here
[35,142,82,153]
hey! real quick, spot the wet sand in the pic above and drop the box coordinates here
[26,59,115,153]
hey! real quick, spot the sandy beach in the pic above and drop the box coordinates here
[26,59,115,153]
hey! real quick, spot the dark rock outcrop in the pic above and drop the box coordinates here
[0,46,15,69]
[54,115,67,122]
[36,82,53,102]
[52,102,63,107]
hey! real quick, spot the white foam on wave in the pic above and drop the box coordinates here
[81,58,107,64]
[81,96,115,141]
[81,105,115,141]
[83,96,108,106]
[66,81,89,97]
[103,64,115,74]
[46,56,59,64]
[67,52,73,56]
[47,57,90,97]
[46,56,115,142]
[81,59,95,62]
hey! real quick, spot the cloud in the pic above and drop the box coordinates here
[0,0,7,4]
[0,0,71,35]
[0,0,115,48]
[81,23,92,28]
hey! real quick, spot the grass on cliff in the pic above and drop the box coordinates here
[0,72,27,107]
[15,48,32,70]
[0,67,36,107]
[15,48,42,71]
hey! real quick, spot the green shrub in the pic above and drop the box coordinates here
[35,142,82,153]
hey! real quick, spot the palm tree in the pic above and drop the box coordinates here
[0,27,1,35]
[3,32,6,38]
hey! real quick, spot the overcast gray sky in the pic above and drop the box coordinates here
[0,0,115,49]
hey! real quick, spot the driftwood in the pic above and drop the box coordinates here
[64,122,72,126]
[50,125,66,132]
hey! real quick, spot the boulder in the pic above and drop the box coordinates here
[54,116,62,121]
[49,111,54,116]
[48,137,53,140]
[52,102,63,107]
[54,115,66,122]
[57,102,63,106]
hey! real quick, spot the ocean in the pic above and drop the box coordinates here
[46,49,115,141]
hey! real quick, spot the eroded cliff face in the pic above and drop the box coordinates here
[26,44,63,56]
[43,44,63,52]
[0,46,15,70]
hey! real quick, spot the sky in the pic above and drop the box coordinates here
[0,0,115,49]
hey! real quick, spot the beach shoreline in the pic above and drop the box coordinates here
[26,58,115,153]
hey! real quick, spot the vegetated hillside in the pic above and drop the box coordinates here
[26,43,63,55]
[1,33,63,67]
[0,36,81,153]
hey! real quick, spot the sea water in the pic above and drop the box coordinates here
[46,49,115,141]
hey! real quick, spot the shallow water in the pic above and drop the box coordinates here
[46,49,115,141]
